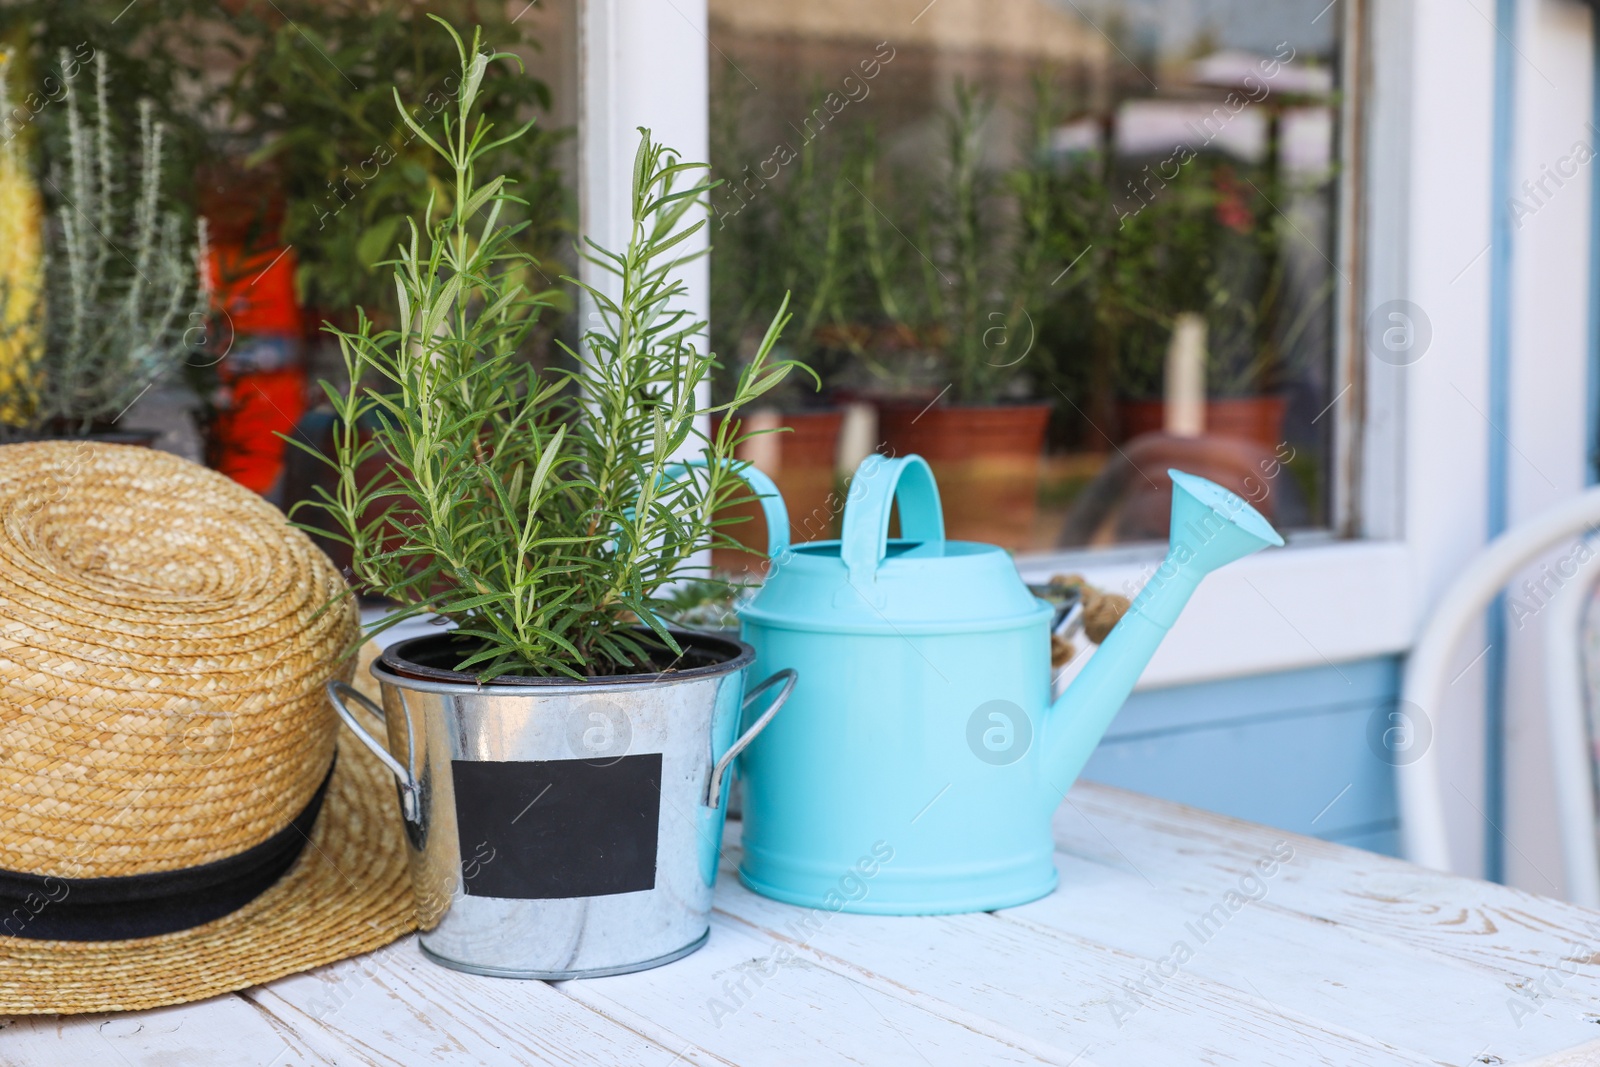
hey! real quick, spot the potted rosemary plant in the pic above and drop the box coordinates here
[0,52,205,443]
[311,20,799,980]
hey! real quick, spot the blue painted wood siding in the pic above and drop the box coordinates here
[1081,657,1402,856]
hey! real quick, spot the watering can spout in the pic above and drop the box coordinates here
[1041,470,1284,800]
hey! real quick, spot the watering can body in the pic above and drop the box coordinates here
[733,454,1283,914]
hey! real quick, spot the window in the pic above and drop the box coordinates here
[706,0,1348,557]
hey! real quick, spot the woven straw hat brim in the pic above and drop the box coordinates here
[0,442,360,879]
[0,725,417,1014]
[0,444,416,1013]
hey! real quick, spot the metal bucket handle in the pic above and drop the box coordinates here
[327,680,421,822]
[705,668,797,807]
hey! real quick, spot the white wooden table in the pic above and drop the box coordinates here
[10,783,1600,1066]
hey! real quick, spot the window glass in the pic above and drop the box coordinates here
[708,0,1344,558]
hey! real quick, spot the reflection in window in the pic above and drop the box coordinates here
[708,0,1343,557]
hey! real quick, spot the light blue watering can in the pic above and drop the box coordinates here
[732,453,1283,914]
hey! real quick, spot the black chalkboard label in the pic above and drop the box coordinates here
[450,754,662,900]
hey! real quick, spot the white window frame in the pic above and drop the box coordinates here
[576,0,1501,690]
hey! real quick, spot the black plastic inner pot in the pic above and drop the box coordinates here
[380,627,753,686]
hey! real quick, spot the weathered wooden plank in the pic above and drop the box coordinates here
[240,935,673,1067]
[1005,849,1600,1064]
[0,994,316,1067]
[1520,1036,1600,1065]
[557,913,1064,1067]
[1059,783,1600,993]
[707,830,1433,1067]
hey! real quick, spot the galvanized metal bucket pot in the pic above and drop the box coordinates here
[326,630,794,979]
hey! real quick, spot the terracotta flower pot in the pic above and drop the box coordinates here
[876,401,1052,550]
[1117,394,1289,451]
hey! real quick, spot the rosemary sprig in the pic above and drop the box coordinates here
[299,18,806,678]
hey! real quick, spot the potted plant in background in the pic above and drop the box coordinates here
[1103,56,1339,457]
[1048,141,1334,544]
[708,89,860,563]
[1103,151,1229,444]
[0,52,205,444]
[1112,159,1313,452]
[210,0,569,324]
[203,0,570,502]
[873,83,1057,548]
[311,21,800,979]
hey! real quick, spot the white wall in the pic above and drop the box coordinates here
[1389,0,1498,883]
[1502,0,1594,898]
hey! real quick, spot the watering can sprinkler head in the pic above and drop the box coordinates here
[1042,470,1283,797]
[1166,468,1286,574]
[1128,469,1286,627]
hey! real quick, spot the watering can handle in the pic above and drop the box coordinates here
[705,668,797,807]
[663,460,790,560]
[326,680,422,823]
[840,454,945,587]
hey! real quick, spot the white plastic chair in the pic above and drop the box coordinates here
[1398,486,1600,897]
[1540,533,1600,906]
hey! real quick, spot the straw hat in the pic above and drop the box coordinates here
[0,441,414,1014]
